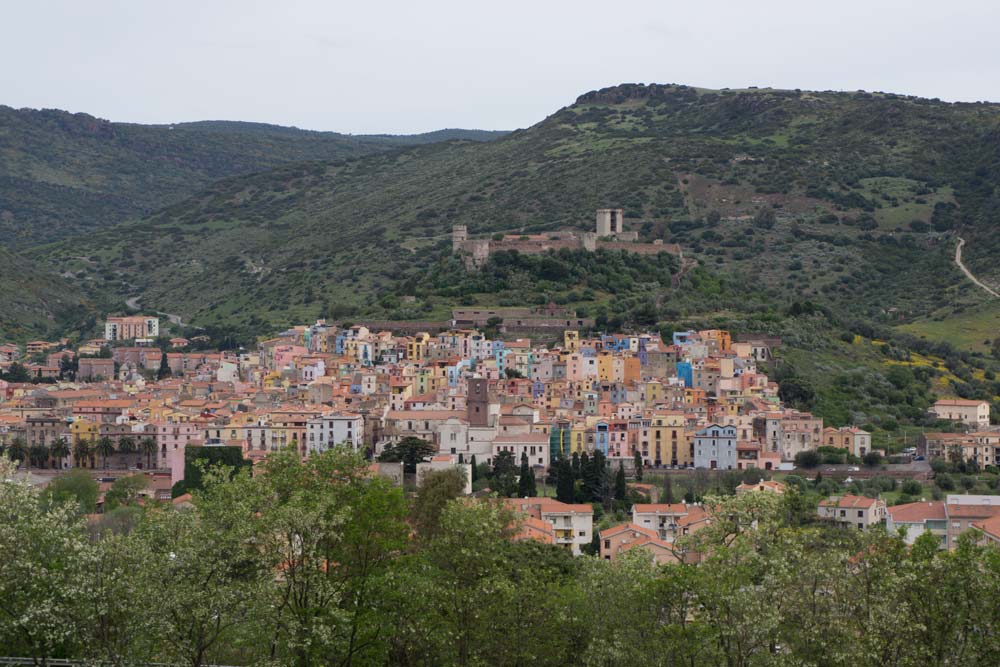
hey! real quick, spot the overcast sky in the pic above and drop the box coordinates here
[2,0,998,134]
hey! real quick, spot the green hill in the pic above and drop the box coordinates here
[0,105,506,248]
[39,84,1000,332]
[0,246,94,342]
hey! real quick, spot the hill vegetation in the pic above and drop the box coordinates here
[0,105,506,247]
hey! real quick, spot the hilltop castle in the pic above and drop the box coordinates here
[452,209,679,269]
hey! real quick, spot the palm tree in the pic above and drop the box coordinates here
[29,443,48,469]
[7,437,26,467]
[95,436,115,470]
[72,438,92,469]
[140,436,158,470]
[50,437,71,469]
[118,435,136,456]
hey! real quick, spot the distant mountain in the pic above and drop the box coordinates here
[0,105,507,248]
[38,83,1000,342]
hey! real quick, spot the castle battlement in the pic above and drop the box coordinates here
[452,209,680,268]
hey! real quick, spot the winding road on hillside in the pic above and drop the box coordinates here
[125,296,197,328]
[954,237,999,298]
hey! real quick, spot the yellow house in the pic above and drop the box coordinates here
[69,419,99,446]
[648,412,691,466]
[407,332,430,361]
[564,330,579,352]
[643,380,663,406]
[597,351,615,382]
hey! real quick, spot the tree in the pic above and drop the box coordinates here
[157,352,171,380]
[411,467,467,540]
[663,474,676,504]
[95,436,115,470]
[571,451,581,479]
[518,452,537,498]
[377,436,436,474]
[491,450,518,497]
[863,451,882,468]
[117,435,137,462]
[633,450,643,481]
[42,469,99,514]
[7,437,26,467]
[2,362,30,383]
[470,454,478,482]
[0,457,91,663]
[140,436,158,470]
[104,474,149,512]
[73,438,93,469]
[29,443,49,468]
[556,457,575,503]
[50,437,70,469]
[795,449,821,469]
[614,462,627,502]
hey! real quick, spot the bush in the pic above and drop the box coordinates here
[795,450,821,469]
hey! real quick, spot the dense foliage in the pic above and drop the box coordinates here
[3,451,999,667]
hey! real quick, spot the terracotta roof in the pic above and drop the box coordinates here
[819,495,879,509]
[599,522,658,540]
[886,501,946,523]
[632,503,689,514]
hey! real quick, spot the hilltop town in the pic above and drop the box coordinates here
[3,315,998,558]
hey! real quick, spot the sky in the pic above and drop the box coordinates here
[2,0,999,134]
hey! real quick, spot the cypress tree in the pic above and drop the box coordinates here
[571,451,581,479]
[664,474,676,504]
[518,452,536,498]
[581,452,596,502]
[633,450,643,481]
[157,351,172,379]
[556,457,575,503]
[614,462,627,501]
[470,455,478,482]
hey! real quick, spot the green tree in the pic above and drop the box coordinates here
[104,474,149,512]
[491,450,518,497]
[73,438,93,469]
[29,443,49,468]
[633,450,643,481]
[411,467,468,540]
[7,436,26,467]
[795,449,821,469]
[95,436,115,470]
[518,452,537,498]
[863,451,882,467]
[157,352,172,380]
[50,436,71,469]
[614,461,627,502]
[0,457,90,662]
[117,435,137,464]
[42,469,99,514]
[377,436,436,474]
[663,474,676,504]
[556,457,575,503]
[140,436,158,470]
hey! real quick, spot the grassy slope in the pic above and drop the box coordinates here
[0,246,93,341]
[0,106,506,248]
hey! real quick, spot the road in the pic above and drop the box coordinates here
[125,296,192,328]
[954,237,999,298]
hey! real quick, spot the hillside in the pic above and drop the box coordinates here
[0,106,506,247]
[41,84,1000,334]
[0,246,94,341]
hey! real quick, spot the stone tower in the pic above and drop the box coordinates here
[596,208,623,235]
[467,377,490,427]
[452,225,468,253]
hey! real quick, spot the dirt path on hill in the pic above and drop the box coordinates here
[954,237,999,298]
[124,296,196,328]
